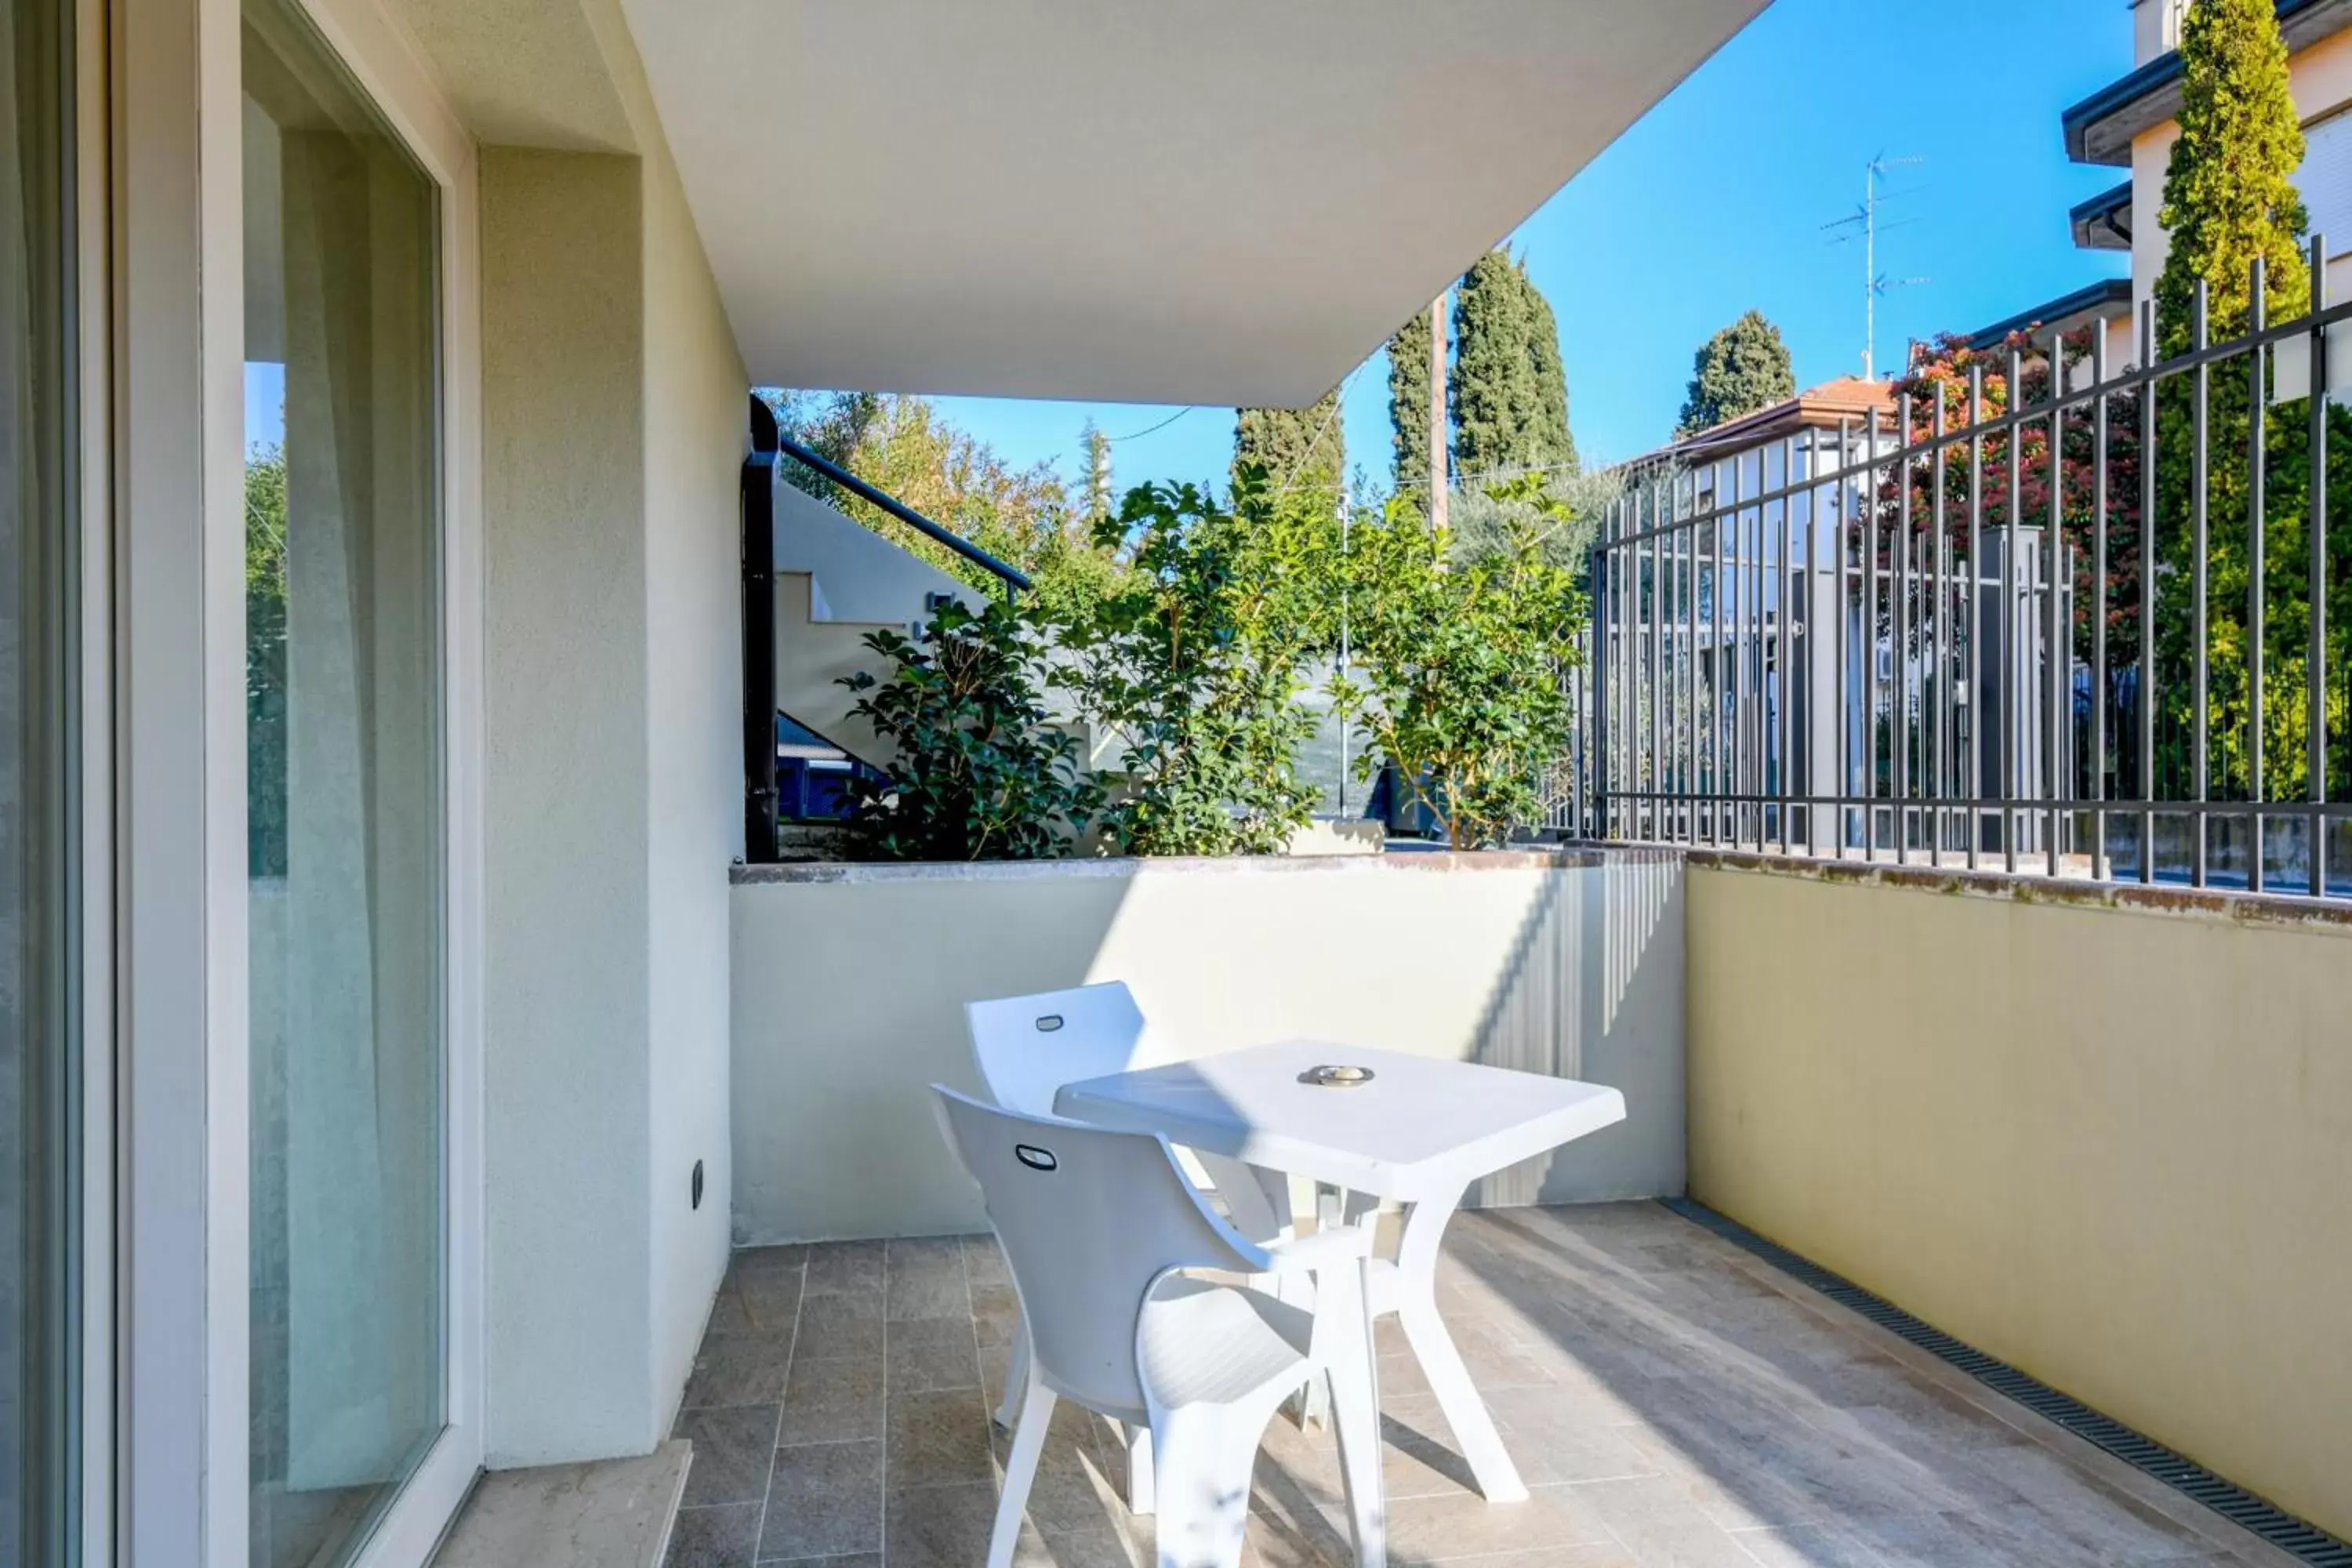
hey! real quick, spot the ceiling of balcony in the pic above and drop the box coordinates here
[617,0,1769,407]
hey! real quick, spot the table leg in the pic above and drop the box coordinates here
[1393,1189,1528,1504]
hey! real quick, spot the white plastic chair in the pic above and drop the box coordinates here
[931,1087,1386,1568]
[964,982,1293,1235]
[964,982,1297,1442]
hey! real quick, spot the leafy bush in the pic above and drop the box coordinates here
[837,597,1102,861]
[1058,469,1338,855]
[1333,475,1586,849]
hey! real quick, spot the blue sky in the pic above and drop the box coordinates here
[926,0,2138,494]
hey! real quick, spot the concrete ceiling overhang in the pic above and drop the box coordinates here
[619,0,1770,407]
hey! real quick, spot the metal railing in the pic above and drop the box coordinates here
[775,431,1033,597]
[1567,236,2352,900]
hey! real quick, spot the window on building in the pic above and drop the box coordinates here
[2299,107,2352,260]
[2161,0,2190,53]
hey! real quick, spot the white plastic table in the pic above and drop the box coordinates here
[1056,1038,1626,1504]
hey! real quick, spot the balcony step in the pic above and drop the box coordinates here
[430,1439,691,1568]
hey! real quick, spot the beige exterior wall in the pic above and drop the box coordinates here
[633,77,750,1457]
[481,147,657,1465]
[1685,864,2352,1541]
[468,0,748,1468]
[730,853,1687,1244]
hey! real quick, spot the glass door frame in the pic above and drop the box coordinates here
[109,0,485,1556]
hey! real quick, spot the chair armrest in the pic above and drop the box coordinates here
[1254,1225,1374,1277]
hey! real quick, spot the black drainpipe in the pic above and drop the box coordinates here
[742,393,780,863]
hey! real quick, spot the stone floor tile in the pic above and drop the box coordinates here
[794,1294,884,1362]
[886,1318,981,1396]
[804,1241,885,1298]
[665,1503,762,1568]
[1726,1509,2024,1568]
[1577,1475,1777,1567]
[779,1358,884,1447]
[885,1238,970,1323]
[971,1280,1022,1350]
[1373,1481,1617,1563]
[960,1232,1011,1287]
[677,1406,782,1507]
[760,1442,883,1560]
[684,1337,796,1411]
[887,1388,995,1490]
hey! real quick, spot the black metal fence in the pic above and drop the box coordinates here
[1567,238,2352,899]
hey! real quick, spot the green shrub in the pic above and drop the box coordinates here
[1058,469,1338,855]
[837,597,1101,861]
[1333,474,1586,849]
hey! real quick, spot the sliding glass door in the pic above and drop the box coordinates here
[1,0,78,1560]
[241,0,446,1561]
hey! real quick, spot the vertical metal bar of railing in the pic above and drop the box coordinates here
[1932,394,1949,863]
[1802,434,1820,858]
[1968,365,1986,869]
[1653,479,1667,842]
[2139,302,2158,882]
[2004,346,2024,874]
[1896,397,1914,862]
[1777,437,1795,855]
[1860,418,1878,859]
[2310,234,2332,897]
[2192,280,2212,887]
[1683,471,1699,844]
[2249,258,2268,892]
[1597,500,1615,840]
[2047,343,2067,876]
[2092,323,2111,882]
[1711,460,1726,845]
[1834,428,1850,858]
[1731,455,1748,847]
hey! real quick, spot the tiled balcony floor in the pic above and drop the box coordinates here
[663,1203,2296,1568]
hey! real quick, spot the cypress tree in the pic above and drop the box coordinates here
[2154,0,2308,354]
[2147,0,2349,803]
[1675,310,1796,437]
[1388,304,1434,518]
[1449,250,1576,485]
[1233,388,1345,495]
[1079,419,1113,522]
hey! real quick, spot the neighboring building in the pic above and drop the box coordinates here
[2061,0,2352,325]
[1965,278,2137,389]
[1606,378,2062,855]
[1959,0,2351,375]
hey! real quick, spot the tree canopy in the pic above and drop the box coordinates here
[1232,389,1346,499]
[2147,0,2346,803]
[1450,250,1575,484]
[2154,0,2308,352]
[1387,303,1436,519]
[1675,310,1795,437]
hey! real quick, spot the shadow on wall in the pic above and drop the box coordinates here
[1465,851,1684,1210]
[728,854,1686,1244]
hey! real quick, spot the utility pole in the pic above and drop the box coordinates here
[1428,289,1449,531]
[1824,154,1927,381]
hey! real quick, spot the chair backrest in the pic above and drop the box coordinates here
[964,981,1160,1119]
[931,1086,1249,1417]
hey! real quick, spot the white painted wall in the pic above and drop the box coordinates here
[634,87,746,1449]
[481,147,656,1464]
[773,481,975,626]
[729,853,1685,1243]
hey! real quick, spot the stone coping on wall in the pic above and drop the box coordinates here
[1679,845,2352,936]
[729,843,1682,887]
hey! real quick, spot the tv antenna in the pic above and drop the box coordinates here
[1824,154,1929,380]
